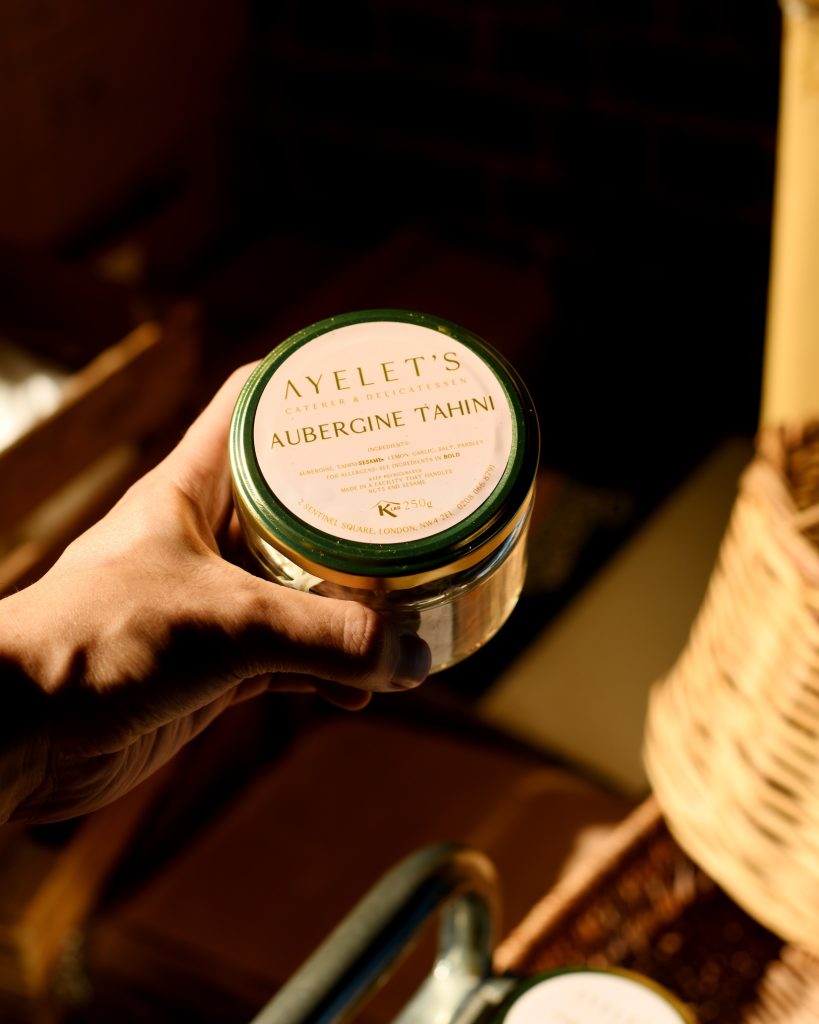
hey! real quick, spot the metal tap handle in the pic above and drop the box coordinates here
[249,843,499,1024]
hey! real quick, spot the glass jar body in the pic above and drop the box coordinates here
[236,499,533,673]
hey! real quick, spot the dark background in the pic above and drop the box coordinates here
[1,0,781,506]
[234,1,780,497]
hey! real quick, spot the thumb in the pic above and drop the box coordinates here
[222,567,432,693]
[162,363,259,524]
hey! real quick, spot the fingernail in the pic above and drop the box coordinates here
[393,633,432,689]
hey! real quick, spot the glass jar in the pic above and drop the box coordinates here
[229,309,539,672]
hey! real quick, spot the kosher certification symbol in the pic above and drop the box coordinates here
[374,499,401,518]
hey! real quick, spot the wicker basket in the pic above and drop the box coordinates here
[644,422,819,956]
[495,797,819,1023]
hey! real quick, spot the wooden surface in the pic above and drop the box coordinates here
[82,714,630,1024]
[0,304,199,594]
[0,767,171,1005]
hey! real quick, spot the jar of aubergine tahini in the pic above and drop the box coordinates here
[229,309,540,673]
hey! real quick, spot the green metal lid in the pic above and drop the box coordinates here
[230,309,539,586]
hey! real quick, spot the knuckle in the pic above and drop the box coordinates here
[340,602,386,673]
[226,363,257,393]
[234,583,272,635]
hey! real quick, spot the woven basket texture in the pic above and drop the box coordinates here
[496,799,819,1023]
[644,422,819,956]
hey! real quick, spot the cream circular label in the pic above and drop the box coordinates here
[502,972,688,1023]
[253,320,515,543]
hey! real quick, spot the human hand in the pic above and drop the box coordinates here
[0,365,430,824]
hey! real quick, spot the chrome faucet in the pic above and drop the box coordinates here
[249,843,515,1024]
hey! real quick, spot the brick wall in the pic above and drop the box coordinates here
[233,0,781,491]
